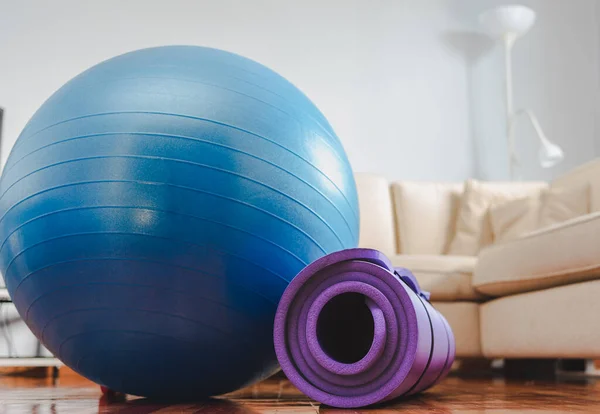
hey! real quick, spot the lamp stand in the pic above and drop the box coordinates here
[504,34,519,180]
[482,4,564,179]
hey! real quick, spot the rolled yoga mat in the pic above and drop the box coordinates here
[274,248,455,408]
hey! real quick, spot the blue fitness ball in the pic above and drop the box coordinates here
[0,46,359,398]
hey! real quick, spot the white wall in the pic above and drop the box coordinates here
[0,0,471,181]
[0,0,597,182]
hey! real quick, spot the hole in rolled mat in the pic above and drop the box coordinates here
[316,292,375,364]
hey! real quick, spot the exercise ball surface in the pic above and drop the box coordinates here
[0,46,359,398]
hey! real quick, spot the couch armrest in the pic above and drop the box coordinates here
[473,212,600,297]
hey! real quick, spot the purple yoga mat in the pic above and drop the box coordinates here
[274,248,455,408]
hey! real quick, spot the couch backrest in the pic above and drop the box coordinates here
[354,173,397,256]
[446,180,548,256]
[355,172,552,256]
[355,173,464,255]
[551,159,600,212]
[391,181,464,255]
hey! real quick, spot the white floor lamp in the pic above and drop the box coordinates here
[479,5,564,179]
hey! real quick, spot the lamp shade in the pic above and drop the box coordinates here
[479,5,536,38]
[539,140,565,168]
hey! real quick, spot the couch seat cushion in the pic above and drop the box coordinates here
[481,280,600,358]
[474,211,600,297]
[390,254,483,301]
[433,302,482,357]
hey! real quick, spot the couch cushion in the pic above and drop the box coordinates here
[538,183,590,228]
[0,288,10,302]
[474,211,600,297]
[390,254,483,301]
[433,302,482,357]
[481,280,600,358]
[447,179,548,256]
[489,183,590,243]
[391,182,463,255]
[354,173,397,256]
[489,195,540,243]
[552,158,600,212]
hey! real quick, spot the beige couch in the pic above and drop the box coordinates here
[355,159,600,359]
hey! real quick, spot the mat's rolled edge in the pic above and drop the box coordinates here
[274,248,454,408]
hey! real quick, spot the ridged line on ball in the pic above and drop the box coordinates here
[3,130,357,237]
[4,112,358,228]
[8,109,357,222]
[11,70,343,155]
[1,152,355,246]
[5,232,291,302]
[0,160,352,248]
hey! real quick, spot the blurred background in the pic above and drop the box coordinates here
[0,0,597,182]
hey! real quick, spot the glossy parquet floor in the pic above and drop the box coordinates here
[1,368,599,413]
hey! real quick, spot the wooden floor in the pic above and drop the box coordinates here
[1,368,599,413]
